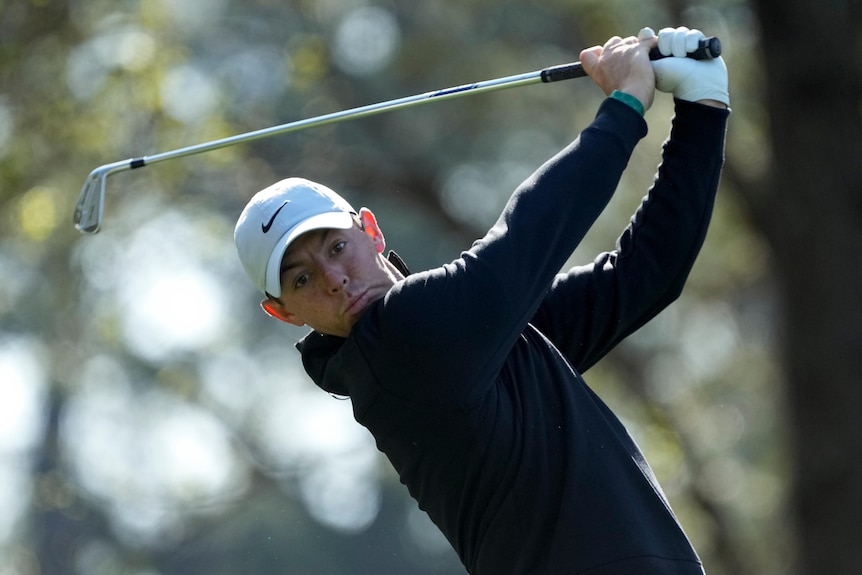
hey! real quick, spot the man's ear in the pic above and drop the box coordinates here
[358,208,386,254]
[261,298,304,326]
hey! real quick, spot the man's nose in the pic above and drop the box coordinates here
[322,268,348,292]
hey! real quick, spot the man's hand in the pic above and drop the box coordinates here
[649,27,730,108]
[579,34,657,113]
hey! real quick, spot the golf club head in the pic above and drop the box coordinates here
[73,169,106,233]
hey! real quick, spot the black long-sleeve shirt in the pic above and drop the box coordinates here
[297,97,729,574]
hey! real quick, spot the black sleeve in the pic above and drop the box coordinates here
[366,99,649,407]
[531,99,730,372]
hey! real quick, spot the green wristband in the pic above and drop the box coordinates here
[610,90,645,116]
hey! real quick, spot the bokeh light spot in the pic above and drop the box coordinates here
[333,7,401,76]
[17,187,58,241]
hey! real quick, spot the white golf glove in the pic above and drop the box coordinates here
[642,26,730,106]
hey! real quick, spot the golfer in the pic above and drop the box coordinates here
[235,26,729,575]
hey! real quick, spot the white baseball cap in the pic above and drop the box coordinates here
[234,177,357,298]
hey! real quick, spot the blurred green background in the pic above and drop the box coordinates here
[2,0,861,574]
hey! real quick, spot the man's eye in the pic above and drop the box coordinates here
[332,241,346,254]
[294,274,309,289]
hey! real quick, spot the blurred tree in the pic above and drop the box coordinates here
[742,1,862,573]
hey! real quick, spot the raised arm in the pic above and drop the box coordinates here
[533,27,731,370]
[366,35,660,405]
[532,99,729,372]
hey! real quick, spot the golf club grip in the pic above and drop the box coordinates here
[649,36,721,61]
[541,36,721,83]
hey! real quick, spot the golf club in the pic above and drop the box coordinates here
[73,36,720,234]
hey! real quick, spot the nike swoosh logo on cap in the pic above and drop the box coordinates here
[262,201,289,233]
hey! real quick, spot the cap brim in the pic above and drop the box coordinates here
[264,211,356,297]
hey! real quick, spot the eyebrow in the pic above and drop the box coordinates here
[279,229,334,276]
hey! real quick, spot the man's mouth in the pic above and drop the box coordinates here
[344,290,369,316]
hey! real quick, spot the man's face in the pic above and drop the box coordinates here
[264,210,400,337]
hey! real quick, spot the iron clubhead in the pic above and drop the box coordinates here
[73,169,106,234]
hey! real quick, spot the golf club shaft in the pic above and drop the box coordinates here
[136,65,587,171]
[74,36,721,233]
